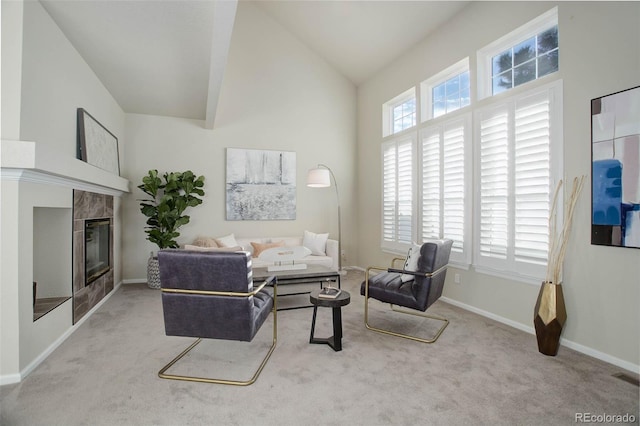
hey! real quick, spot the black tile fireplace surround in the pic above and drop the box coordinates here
[73,190,114,323]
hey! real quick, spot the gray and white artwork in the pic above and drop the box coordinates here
[226,148,296,220]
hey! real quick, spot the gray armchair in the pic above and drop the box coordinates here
[157,249,277,385]
[361,239,453,343]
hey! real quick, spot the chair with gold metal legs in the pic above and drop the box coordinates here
[361,239,453,344]
[157,249,277,386]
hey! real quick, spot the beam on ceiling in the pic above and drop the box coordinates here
[204,0,237,130]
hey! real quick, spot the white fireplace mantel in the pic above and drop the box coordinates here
[1,140,130,195]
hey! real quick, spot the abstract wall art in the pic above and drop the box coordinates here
[77,108,120,176]
[591,86,640,249]
[226,148,296,221]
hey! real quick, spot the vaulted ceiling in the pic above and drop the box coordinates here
[40,0,469,127]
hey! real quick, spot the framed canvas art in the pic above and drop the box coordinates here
[591,86,640,249]
[226,148,296,220]
[77,108,120,176]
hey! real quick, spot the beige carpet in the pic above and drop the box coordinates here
[1,270,638,425]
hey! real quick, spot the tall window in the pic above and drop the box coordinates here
[420,115,471,264]
[382,135,415,251]
[478,7,558,99]
[474,81,562,281]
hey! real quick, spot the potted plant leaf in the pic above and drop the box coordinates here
[138,169,205,288]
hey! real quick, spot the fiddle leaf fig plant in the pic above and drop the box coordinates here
[138,169,205,249]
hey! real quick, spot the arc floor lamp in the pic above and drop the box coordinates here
[306,164,341,271]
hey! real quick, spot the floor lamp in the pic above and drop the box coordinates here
[306,164,341,271]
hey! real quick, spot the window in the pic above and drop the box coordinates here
[382,135,415,251]
[420,115,471,265]
[474,81,563,282]
[422,58,470,121]
[383,88,416,136]
[491,26,558,95]
[478,7,558,99]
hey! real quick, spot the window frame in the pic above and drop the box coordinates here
[419,112,473,267]
[383,87,417,137]
[477,7,558,100]
[421,58,470,122]
[381,134,417,253]
[473,80,564,284]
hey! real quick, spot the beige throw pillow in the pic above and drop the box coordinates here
[191,236,218,247]
[251,240,285,257]
[184,244,242,252]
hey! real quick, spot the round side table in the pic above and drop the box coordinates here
[309,289,351,351]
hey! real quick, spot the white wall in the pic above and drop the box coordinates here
[121,1,357,280]
[0,0,128,382]
[357,1,640,370]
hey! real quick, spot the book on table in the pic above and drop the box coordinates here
[318,287,341,299]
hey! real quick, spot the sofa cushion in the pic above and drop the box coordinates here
[303,230,329,255]
[191,236,219,247]
[215,233,239,247]
[184,244,242,252]
[251,240,285,257]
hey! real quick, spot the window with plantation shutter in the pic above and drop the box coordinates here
[474,81,562,282]
[420,114,471,265]
[382,136,415,251]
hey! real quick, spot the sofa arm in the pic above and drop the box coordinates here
[326,239,339,271]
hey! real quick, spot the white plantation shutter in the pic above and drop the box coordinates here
[382,136,415,251]
[475,81,561,281]
[421,128,441,239]
[514,92,551,266]
[420,115,470,264]
[478,105,510,260]
[443,122,466,256]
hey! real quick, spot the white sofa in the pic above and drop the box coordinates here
[185,235,339,271]
[235,236,339,271]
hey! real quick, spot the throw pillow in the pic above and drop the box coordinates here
[191,236,218,247]
[302,230,329,256]
[401,243,423,283]
[184,244,242,252]
[251,240,285,257]
[215,233,238,248]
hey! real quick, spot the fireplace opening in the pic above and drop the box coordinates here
[85,218,110,285]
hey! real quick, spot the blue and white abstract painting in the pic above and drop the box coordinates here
[226,148,296,221]
[591,86,640,248]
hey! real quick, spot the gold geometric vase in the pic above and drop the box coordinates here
[533,281,566,356]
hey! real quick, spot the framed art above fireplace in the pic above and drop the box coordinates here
[77,108,120,176]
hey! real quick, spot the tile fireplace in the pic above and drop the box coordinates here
[73,190,114,323]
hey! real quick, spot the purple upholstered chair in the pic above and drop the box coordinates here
[361,239,453,344]
[157,249,277,385]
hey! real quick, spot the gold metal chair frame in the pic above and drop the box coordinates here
[158,277,277,386]
[364,258,449,344]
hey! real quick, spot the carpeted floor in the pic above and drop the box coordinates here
[1,269,638,425]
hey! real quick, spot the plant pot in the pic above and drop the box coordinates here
[533,281,566,356]
[147,254,161,289]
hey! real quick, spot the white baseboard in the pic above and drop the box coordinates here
[0,281,123,386]
[122,278,146,284]
[441,296,639,375]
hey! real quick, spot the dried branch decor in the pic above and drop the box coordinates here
[545,176,586,285]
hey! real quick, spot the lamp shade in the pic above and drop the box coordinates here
[307,168,331,187]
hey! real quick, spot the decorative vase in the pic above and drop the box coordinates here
[533,281,566,356]
[147,252,161,289]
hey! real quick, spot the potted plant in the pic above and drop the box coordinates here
[138,169,205,288]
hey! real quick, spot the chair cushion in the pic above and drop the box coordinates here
[360,271,423,310]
